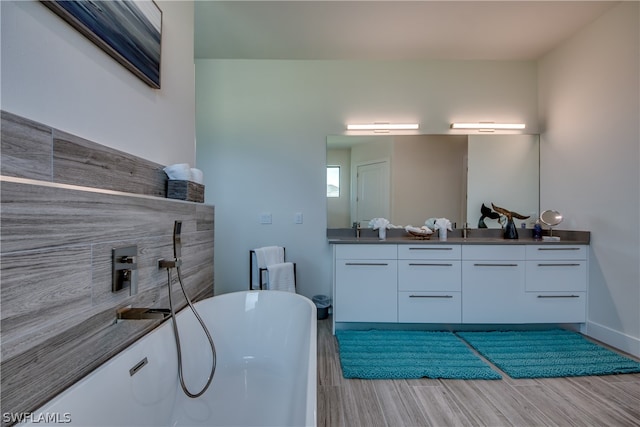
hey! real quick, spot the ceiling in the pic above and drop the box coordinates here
[194,1,618,61]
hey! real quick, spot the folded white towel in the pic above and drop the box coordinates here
[266,262,296,293]
[255,246,284,268]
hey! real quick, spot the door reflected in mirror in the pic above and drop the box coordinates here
[327,134,539,230]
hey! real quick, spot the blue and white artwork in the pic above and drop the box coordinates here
[42,0,162,88]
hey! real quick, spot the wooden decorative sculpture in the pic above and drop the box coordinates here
[491,203,530,239]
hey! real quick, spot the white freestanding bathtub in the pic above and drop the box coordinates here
[23,291,317,427]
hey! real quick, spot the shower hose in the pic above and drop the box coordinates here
[165,264,216,398]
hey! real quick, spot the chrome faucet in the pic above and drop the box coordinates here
[462,223,471,239]
[353,222,361,238]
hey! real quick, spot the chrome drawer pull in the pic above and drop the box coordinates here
[345,262,388,266]
[473,263,518,267]
[409,263,453,267]
[537,247,581,251]
[409,295,453,298]
[537,263,581,267]
[537,295,580,298]
[409,247,453,250]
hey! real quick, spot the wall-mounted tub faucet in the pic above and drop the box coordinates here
[117,307,171,320]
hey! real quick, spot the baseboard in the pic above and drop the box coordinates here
[586,321,640,358]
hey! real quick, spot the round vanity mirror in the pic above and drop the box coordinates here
[540,210,563,240]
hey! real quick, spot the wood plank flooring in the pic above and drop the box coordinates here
[317,318,640,427]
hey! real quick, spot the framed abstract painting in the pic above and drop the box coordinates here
[41,0,162,89]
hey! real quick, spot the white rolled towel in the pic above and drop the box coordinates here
[369,218,390,230]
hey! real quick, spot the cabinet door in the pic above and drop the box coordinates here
[398,292,461,323]
[462,261,527,323]
[334,259,397,322]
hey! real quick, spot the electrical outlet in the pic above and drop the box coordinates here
[259,212,272,224]
[294,212,303,224]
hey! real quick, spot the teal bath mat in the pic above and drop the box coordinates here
[335,330,501,380]
[456,329,640,379]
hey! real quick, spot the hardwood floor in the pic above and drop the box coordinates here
[317,318,640,427]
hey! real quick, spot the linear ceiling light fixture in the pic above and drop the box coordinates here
[451,122,526,131]
[347,123,420,131]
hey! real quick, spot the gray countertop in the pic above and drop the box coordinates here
[327,228,590,245]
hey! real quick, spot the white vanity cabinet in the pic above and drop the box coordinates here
[462,245,528,323]
[523,245,587,323]
[397,245,462,323]
[333,244,398,322]
[331,241,588,327]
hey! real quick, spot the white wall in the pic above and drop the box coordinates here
[195,59,537,298]
[0,0,195,166]
[538,2,639,356]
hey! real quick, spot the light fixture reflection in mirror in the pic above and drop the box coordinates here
[326,134,540,230]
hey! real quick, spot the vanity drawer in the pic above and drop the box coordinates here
[335,244,397,260]
[526,245,587,260]
[525,260,587,291]
[462,245,525,261]
[522,292,586,323]
[398,292,461,323]
[398,245,461,260]
[398,260,461,291]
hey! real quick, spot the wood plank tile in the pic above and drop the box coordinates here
[52,129,167,197]
[373,380,430,427]
[0,110,53,181]
[317,385,347,427]
[0,246,92,360]
[344,380,387,427]
[440,380,512,426]
[317,315,640,427]
[565,376,640,426]
[464,380,556,426]
[0,180,196,253]
[411,384,473,426]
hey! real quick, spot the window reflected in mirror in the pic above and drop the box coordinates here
[327,166,340,197]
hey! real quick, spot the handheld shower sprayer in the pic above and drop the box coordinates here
[158,220,183,269]
[161,220,216,398]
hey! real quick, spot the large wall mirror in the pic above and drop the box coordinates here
[327,134,539,230]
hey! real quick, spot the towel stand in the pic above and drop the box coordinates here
[249,248,297,290]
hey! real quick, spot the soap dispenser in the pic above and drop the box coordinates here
[533,219,543,240]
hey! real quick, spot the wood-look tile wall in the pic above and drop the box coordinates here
[0,111,214,425]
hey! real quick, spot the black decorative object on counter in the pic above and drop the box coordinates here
[492,203,530,240]
[478,203,500,228]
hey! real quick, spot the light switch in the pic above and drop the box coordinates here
[294,212,303,224]
[259,213,272,224]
